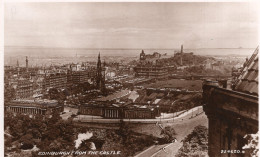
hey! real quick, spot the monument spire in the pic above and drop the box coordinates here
[16,60,19,67]
[26,56,28,72]
[180,45,183,66]
[96,52,106,94]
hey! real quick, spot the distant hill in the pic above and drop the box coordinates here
[157,53,215,66]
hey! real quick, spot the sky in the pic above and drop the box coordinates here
[4,2,259,49]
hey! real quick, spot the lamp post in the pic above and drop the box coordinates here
[157,105,161,123]
[173,111,174,123]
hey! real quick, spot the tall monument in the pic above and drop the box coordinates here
[16,60,19,67]
[17,60,20,76]
[180,45,183,66]
[140,50,146,61]
[96,53,106,94]
[26,56,28,72]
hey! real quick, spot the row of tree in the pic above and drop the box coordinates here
[176,125,208,157]
[5,113,170,157]
[5,111,75,153]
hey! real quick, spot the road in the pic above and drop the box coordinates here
[60,106,78,120]
[63,106,207,157]
[135,144,170,157]
[134,110,208,157]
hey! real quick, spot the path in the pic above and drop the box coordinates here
[134,112,208,157]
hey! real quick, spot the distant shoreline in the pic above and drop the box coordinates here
[4,46,256,50]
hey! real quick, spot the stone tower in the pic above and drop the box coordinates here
[180,45,183,66]
[16,60,19,67]
[96,53,106,93]
[140,50,146,61]
[17,60,20,76]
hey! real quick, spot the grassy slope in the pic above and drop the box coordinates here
[144,79,203,91]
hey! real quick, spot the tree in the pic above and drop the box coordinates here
[160,126,177,143]
[63,89,70,97]
[176,125,208,157]
[48,88,59,100]
[117,120,131,142]
[9,119,24,139]
[80,82,92,92]
[243,132,259,157]
[4,85,15,102]
[49,140,63,151]
[5,135,12,147]
[20,134,34,150]
[58,91,66,104]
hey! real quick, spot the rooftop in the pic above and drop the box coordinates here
[234,46,258,95]
[81,102,156,110]
[94,90,131,102]
[6,99,60,108]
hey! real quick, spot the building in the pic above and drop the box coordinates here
[5,99,64,115]
[70,63,81,71]
[66,70,73,87]
[78,102,160,119]
[122,106,158,119]
[14,79,34,99]
[78,104,104,116]
[233,48,258,95]
[139,50,161,61]
[203,46,258,157]
[71,71,89,85]
[44,65,98,89]
[134,50,169,78]
[32,77,44,98]
[134,64,168,78]
[44,73,67,90]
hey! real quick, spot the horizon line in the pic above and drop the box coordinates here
[4,45,256,50]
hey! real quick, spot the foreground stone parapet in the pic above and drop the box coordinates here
[203,82,258,157]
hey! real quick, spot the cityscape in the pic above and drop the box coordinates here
[3,2,259,157]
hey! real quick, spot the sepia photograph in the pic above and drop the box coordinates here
[2,1,259,157]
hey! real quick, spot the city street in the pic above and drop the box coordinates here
[134,110,208,157]
[60,106,78,120]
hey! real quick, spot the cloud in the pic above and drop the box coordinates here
[4,2,259,49]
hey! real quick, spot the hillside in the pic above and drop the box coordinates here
[158,53,215,66]
[176,125,208,157]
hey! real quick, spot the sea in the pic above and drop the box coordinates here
[4,46,255,67]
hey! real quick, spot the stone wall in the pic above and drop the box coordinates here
[203,84,258,157]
